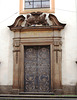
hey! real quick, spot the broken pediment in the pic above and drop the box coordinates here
[8,12,66,32]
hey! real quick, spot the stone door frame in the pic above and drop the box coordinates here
[13,35,62,93]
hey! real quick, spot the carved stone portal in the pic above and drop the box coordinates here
[8,12,66,94]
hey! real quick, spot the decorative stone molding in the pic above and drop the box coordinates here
[53,41,62,46]
[13,40,20,47]
[8,12,66,32]
[9,15,25,28]
[48,14,66,27]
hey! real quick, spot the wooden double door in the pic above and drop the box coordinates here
[24,45,51,92]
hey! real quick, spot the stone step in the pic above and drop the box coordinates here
[0,94,77,98]
[0,97,68,100]
[19,92,54,95]
[0,95,54,98]
[0,97,77,100]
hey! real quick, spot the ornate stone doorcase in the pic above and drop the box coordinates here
[8,12,66,94]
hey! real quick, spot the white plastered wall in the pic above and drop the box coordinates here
[55,0,77,85]
[0,0,19,85]
[0,0,77,86]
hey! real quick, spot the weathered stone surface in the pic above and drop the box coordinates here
[0,85,12,94]
[62,85,76,95]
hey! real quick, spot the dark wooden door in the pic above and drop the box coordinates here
[24,45,51,92]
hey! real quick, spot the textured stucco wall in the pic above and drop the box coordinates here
[55,0,77,85]
[0,0,77,86]
[0,0,19,85]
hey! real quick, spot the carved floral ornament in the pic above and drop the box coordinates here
[8,12,66,31]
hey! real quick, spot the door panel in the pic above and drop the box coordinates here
[24,47,37,92]
[38,46,50,92]
[24,46,51,92]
